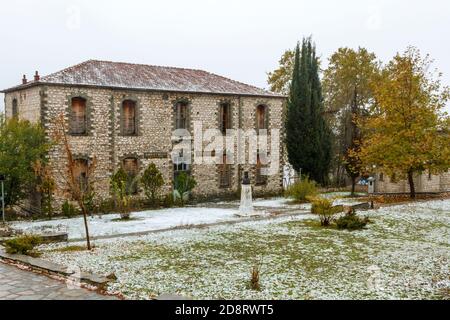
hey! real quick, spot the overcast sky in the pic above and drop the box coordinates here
[1,0,449,112]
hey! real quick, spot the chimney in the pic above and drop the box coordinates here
[34,71,40,81]
[22,75,27,84]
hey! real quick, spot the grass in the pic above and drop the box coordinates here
[50,245,89,253]
[40,200,450,300]
[111,217,142,222]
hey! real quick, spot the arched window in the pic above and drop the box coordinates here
[175,102,189,130]
[123,157,139,194]
[122,100,137,135]
[73,158,89,191]
[70,97,87,135]
[219,153,231,188]
[12,99,18,118]
[219,103,231,134]
[256,105,268,131]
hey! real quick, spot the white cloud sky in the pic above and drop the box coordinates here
[1,0,449,111]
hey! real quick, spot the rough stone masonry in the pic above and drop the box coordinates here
[2,60,287,213]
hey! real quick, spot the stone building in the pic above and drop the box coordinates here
[2,60,286,212]
[372,170,450,194]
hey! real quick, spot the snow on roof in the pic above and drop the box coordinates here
[2,60,284,97]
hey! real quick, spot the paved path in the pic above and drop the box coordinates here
[0,262,117,300]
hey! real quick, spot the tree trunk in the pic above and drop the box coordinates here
[351,176,356,196]
[80,203,92,250]
[407,170,416,199]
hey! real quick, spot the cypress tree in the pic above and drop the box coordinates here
[286,37,332,185]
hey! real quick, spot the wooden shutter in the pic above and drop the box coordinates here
[122,100,136,135]
[219,153,231,187]
[256,154,267,185]
[12,99,18,118]
[73,159,88,191]
[220,103,230,134]
[123,158,138,194]
[176,103,188,129]
[256,105,267,130]
[71,98,87,134]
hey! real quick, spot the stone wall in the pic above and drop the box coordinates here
[439,170,450,191]
[374,170,450,194]
[4,86,42,123]
[8,84,285,211]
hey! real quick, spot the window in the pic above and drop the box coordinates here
[12,99,18,118]
[175,102,189,130]
[122,100,137,135]
[219,103,231,134]
[428,170,432,181]
[379,173,384,182]
[255,153,268,185]
[70,97,87,135]
[173,149,190,183]
[73,159,89,191]
[219,153,231,188]
[256,105,268,131]
[123,157,139,194]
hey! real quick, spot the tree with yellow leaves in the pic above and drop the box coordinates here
[267,49,295,95]
[359,47,450,198]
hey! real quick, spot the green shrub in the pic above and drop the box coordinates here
[4,235,42,256]
[96,199,115,214]
[110,168,132,219]
[336,214,369,230]
[162,193,175,208]
[285,178,318,203]
[141,163,165,207]
[174,172,197,206]
[62,200,78,217]
[309,196,338,226]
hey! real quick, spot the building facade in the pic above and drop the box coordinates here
[372,170,450,194]
[2,60,286,212]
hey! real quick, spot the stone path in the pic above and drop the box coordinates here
[0,262,117,300]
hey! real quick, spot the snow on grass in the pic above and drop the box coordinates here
[40,199,450,300]
[11,207,243,239]
[11,193,365,240]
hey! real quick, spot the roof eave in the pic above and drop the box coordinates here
[2,82,286,99]
[1,81,42,93]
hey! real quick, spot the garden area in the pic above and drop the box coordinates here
[8,194,447,300]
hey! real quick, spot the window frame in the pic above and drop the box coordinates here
[255,153,268,186]
[256,104,268,131]
[12,98,18,119]
[122,157,139,195]
[73,158,89,192]
[121,99,138,136]
[219,102,232,135]
[70,97,88,136]
[175,101,189,130]
[218,153,232,188]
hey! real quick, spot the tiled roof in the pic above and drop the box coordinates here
[2,60,283,97]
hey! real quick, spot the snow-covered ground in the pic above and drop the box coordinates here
[10,194,367,239]
[11,207,244,239]
[39,199,450,300]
